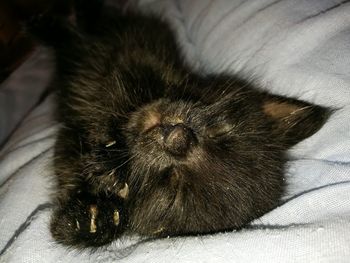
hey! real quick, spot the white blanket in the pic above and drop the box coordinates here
[1,0,350,262]
[0,47,53,146]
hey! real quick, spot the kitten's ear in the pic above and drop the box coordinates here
[22,0,96,48]
[25,14,79,48]
[24,0,104,48]
[74,0,105,29]
[262,96,329,146]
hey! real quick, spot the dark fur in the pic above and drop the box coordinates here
[28,2,328,248]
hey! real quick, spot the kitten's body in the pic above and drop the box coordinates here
[29,2,328,248]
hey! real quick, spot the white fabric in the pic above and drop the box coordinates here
[0,47,53,146]
[1,0,350,262]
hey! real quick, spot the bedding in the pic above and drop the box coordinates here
[1,0,350,262]
[0,47,53,147]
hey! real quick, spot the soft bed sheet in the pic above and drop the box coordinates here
[1,0,350,262]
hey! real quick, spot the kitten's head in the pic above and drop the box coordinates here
[120,79,327,236]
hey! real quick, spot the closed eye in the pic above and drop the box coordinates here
[206,123,233,138]
[142,111,161,133]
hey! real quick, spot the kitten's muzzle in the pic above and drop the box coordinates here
[162,124,195,156]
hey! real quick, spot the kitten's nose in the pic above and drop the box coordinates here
[162,124,194,156]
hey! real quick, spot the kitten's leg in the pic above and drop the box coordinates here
[50,190,127,248]
[51,131,129,247]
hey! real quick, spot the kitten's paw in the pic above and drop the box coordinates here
[50,194,126,248]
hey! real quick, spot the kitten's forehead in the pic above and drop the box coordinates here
[129,99,194,132]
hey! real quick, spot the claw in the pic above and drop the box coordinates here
[75,219,80,231]
[105,140,116,147]
[117,183,129,199]
[108,169,116,177]
[153,227,165,235]
[89,205,98,233]
[113,210,120,226]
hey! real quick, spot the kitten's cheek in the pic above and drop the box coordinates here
[141,128,165,146]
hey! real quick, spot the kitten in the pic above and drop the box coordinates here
[28,2,328,248]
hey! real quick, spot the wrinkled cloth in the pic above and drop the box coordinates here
[1,0,350,262]
[0,47,53,146]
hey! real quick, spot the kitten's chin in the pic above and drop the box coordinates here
[127,177,259,237]
[128,191,251,238]
[127,148,284,237]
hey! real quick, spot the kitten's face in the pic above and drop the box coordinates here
[122,93,286,236]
